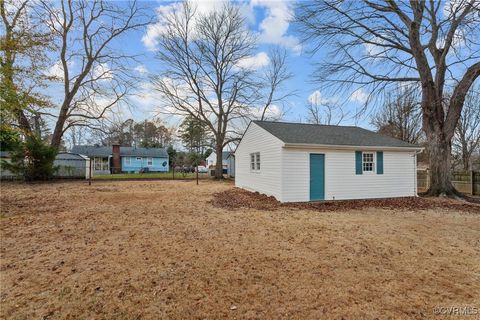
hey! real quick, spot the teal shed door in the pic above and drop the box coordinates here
[310,154,325,201]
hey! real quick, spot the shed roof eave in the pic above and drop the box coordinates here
[283,143,424,152]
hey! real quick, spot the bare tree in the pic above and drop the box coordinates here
[306,100,346,125]
[259,47,294,121]
[296,0,480,196]
[453,87,480,170]
[39,0,150,148]
[153,2,258,179]
[371,85,423,144]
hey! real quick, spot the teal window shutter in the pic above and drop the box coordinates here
[355,151,362,175]
[377,151,384,174]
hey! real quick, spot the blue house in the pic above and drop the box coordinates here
[71,145,169,174]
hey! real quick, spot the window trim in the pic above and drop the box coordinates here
[125,157,131,165]
[147,157,153,166]
[250,152,260,173]
[362,152,375,174]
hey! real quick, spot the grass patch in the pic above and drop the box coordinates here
[93,172,209,180]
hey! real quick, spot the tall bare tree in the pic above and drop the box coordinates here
[296,0,480,196]
[153,2,258,179]
[259,47,294,121]
[371,85,423,144]
[40,0,150,148]
[453,88,480,170]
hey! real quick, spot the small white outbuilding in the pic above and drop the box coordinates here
[235,121,422,202]
[54,152,91,179]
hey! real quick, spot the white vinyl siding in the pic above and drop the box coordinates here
[235,122,284,200]
[236,123,418,203]
[281,148,416,202]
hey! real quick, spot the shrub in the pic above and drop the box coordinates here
[2,135,57,181]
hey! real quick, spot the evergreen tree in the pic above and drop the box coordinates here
[2,135,57,180]
[178,116,211,156]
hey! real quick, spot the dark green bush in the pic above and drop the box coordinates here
[2,135,57,181]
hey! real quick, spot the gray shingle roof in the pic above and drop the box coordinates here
[56,152,89,160]
[71,145,168,158]
[253,121,419,148]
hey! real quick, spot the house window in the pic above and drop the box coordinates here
[125,157,131,165]
[250,152,260,172]
[362,152,375,172]
[94,157,109,171]
[147,157,153,166]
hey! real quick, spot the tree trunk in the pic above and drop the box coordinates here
[214,142,223,179]
[50,101,70,148]
[425,129,457,196]
[51,122,64,148]
[16,109,33,135]
[461,146,470,171]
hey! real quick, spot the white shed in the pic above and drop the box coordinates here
[54,152,90,179]
[235,121,422,202]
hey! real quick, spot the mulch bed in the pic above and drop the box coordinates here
[210,188,480,213]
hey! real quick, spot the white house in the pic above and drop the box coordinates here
[207,151,233,175]
[235,121,423,202]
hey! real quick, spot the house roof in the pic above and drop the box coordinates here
[253,121,419,149]
[71,145,168,158]
[208,151,233,159]
[55,152,90,161]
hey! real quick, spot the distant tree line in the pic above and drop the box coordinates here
[96,118,174,148]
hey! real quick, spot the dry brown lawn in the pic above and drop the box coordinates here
[1,180,479,320]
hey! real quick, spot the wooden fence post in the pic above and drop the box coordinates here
[426,168,430,191]
[89,159,92,186]
[471,170,474,195]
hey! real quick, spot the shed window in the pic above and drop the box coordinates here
[125,157,131,165]
[362,152,375,172]
[136,157,142,161]
[250,152,260,172]
[147,157,153,166]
